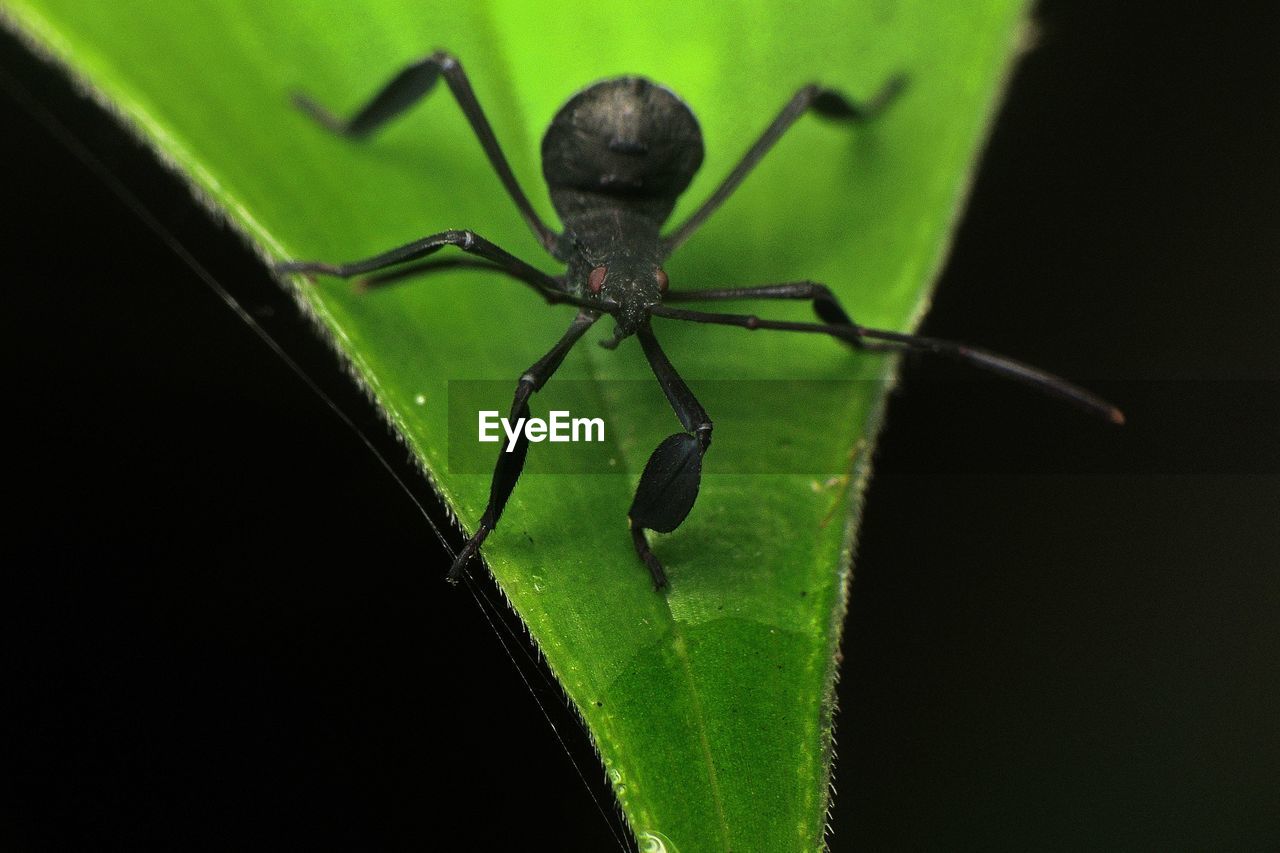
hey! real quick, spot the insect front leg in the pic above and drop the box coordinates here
[448,311,599,581]
[290,50,561,254]
[628,325,713,590]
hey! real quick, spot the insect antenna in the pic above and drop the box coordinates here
[650,305,1124,424]
[854,325,1124,424]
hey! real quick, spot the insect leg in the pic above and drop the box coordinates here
[448,311,599,582]
[665,280,854,325]
[291,50,561,253]
[356,258,565,294]
[628,324,714,590]
[662,280,901,351]
[276,229,589,308]
[651,305,1125,424]
[662,74,907,254]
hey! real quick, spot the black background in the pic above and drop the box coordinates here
[3,2,1278,850]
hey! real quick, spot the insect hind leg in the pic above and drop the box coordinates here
[288,50,560,252]
[662,73,908,253]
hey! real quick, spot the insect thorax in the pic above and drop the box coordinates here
[541,76,705,229]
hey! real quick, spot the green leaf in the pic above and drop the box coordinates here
[3,1,1029,848]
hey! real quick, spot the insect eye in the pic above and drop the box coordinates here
[588,265,607,293]
[655,269,669,293]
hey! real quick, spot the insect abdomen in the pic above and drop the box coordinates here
[541,77,704,227]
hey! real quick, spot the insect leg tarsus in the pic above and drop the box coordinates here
[630,519,669,590]
[627,325,714,590]
[290,50,561,253]
[807,74,909,122]
[662,73,908,253]
[448,311,599,582]
[291,54,450,139]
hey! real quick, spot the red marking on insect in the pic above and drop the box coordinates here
[588,265,607,293]
[655,268,669,293]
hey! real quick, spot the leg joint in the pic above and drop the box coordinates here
[430,51,459,71]
[513,374,538,407]
[807,281,836,300]
[798,83,823,105]
[695,420,713,451]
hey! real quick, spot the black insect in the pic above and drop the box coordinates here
[278,51,1123,590]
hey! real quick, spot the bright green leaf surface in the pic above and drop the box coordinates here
[3,1,1028,848]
